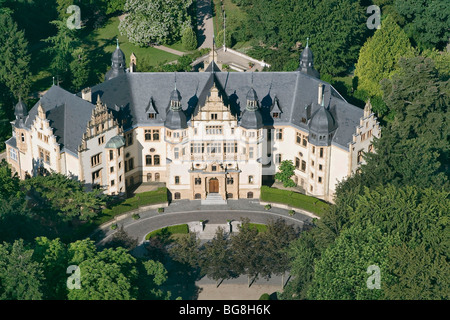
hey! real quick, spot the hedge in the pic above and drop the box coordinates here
[260,186,329,216]
[97,187,168,225]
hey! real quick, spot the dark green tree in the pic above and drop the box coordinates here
[0,240,44,300]
[0,12,31,99]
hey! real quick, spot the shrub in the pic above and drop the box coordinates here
[110,223,118,230]
[259,293,270,300]
[132,213,140,220]
[289,209,295,216]
[158,207,164,213]
[182,27,197,51]
[264,204,271,210]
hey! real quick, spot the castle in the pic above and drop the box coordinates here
[5,42,380,203]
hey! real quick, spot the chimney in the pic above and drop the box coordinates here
[130,53,137,73]
[82,87,92,102]
[318,83,324,105]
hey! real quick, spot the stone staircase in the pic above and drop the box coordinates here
[201,193,227,205]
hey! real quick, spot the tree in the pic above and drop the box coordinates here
[258,219,298,289]
[70,48,90,91]
[201,227,235,287]
[354,15,414,106]
[395,0,450,51]
[307,225,396,300]
[119,0,194,46]
[67,244,138,300]
[0,12,31,99]
[32,237,68,300]
[230,218,262,287]
[0,240,44,300]
[138,259,172,299]
[23,172,106,223]
[44,20,79,87]
[275,160,296,187]
[181,26,197,51]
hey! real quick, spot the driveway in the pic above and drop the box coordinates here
[197,0,215,49]
[96,199,313,246]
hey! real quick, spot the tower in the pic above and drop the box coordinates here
[298,38,320,78]
[105,39,126,81]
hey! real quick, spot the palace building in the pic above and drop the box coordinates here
[5,43,380,203]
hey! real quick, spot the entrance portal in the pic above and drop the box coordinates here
[209,178,219,193]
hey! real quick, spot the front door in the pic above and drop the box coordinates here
[209,178,219,193]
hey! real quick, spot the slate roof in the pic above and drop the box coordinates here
[24,85,95,155]
[87,69,363,150]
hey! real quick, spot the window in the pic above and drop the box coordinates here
[248,175,254,184]
[109,150,114,161]
[175,176,180,184]
[111,180,115,186]
[227,193,233,199]
[147,173,152,181]
[319,164,323,171]
[357,149,364,164]
[154,155,160,166]
[224,142,238,154]
[125,158,134,172]
[195,178,202,185]
[91,153,101,167]
[125,132,133,146]
[296,132,302,144]
[44,135,48,143]
[110,166,114,173]
[174,192,181,199]
[195,193,201,199]
[191,143,204,154]
[301,117,307,124]
[98,136,105,145]
[272,112,280,118]
[207,142,221,154]
[312,146,315,154]
[227,177,234,185]
[211,165,217,171]
[310,185,313,192]
[367,130,373,138]
[92,169,101,181]
[295,157,300,169]
[146,155,152,166]
[38,132,43,140]
[311,160,315,167]
[361,133,366,141]
[9,148,17,162]
[145,129,152,141]
[319,148,324,158]
[210,113,218,120]
[148,113,156,119]
[206,126,223,134]
[301,160,306,172]
[311,172,314,179]
[318,176,322,183]
[275,154,282,164]
[249,147,254,159]
[368,144,374,153]
[174,148,179,159]
[153,129,160,141]
[302,135,308,147]
[276,129,283,140]
[247,192,253,199]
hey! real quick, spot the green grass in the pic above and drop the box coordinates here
[260,186,329,216]
[97,187,168,225]
[249,223,268,233]
[145,224,190,240]
[212,0,248,47]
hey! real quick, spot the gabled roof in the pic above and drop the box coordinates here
[25,85,95,155]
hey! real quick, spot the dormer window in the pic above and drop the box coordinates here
[272,112,280,118]
[148,113,156,119]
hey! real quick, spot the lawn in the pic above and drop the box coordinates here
[260,186,330,216]
[145,224,190,241]
[98,187,168,225]
[212,0,250,49]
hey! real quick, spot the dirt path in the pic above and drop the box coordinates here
[197,283,280,300]
[197,0,215,49]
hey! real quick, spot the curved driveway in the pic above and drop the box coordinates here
[96,199,314,246]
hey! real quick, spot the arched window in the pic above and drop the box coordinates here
[155,173,160,182]
[146,155,152,166]
[154,155,160,165]
[147,173,152,181]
